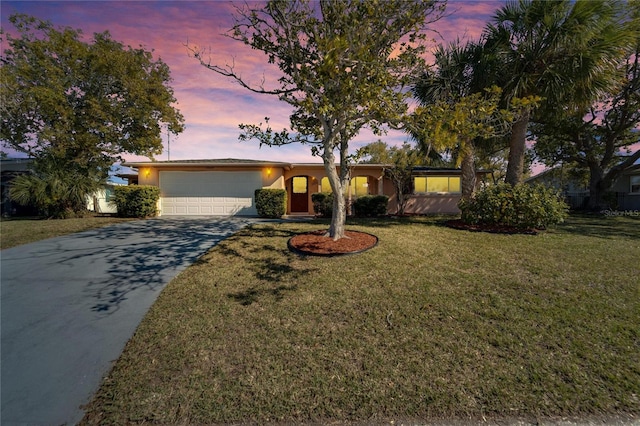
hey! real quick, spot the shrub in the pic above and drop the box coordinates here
[112,185,160,218]
[311,192,333,217]
[353,195,389,217]
[255,188,287,218]
[459,183,568,229]
[9,169,98,219]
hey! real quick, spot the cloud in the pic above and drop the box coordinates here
[1,0,497,164]
[431,0,498,44]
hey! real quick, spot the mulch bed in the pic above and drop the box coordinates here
[445,219,540,235]
[288,230,378,256]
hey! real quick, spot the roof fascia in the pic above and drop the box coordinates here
[124,161,292,168]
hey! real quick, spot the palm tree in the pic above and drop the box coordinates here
[484,0,637,185]
[9,155,103,218]
[412,41,513,200]
[412,41,474,199]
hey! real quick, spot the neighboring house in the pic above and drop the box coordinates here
[124,158,485,216]
[611,164,640,210]
[526,164,640,210]
[525,165,589,209]
[0,158,121,216]
[86,183,123,215]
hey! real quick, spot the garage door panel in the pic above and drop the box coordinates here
[159,171,261,216]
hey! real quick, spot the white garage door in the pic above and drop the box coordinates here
[159,171,261,216]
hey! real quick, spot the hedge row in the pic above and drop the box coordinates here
[311,193,389,217]
[353,195,389,217]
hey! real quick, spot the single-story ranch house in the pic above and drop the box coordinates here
[123,158,484,216]
[526,163,640,210]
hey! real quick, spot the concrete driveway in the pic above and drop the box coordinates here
[1,216,257,425]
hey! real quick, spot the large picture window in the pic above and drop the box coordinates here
[320,176,370,196]
[413,176,461,194]
[350,176,369,197]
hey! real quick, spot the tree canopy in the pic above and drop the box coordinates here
[533,41,640,209]
[1,14,184,216]
[190,0,445,239]
[412,39,539,200]
[482,0,638,185]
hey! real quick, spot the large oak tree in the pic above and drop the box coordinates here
[1,14,184,216]
[533,42,640,210]
[190,0,445,239]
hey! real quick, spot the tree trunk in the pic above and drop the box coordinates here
[397,187,405,215]
[586,150,640,210]
[505,110,530,186]
[460,143,476,201]
[329,187,347,239]
[587,165,608,210]
[322,147,347,240]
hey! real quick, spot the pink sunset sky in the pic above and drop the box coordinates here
[1,1,503,165]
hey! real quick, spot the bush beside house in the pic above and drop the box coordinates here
[312,193,334,217]
[255,189,287,218]
[112,186,160,218]
[353,195,389,217]
[459,183,568,229]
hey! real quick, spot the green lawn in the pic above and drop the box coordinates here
[0,216,134,249]
[79,214,639,424]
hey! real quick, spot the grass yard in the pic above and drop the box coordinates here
[82,214,640,425]
[0,215,134,249]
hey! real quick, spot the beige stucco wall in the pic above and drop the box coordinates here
[135,165,286,188]
[136,166,159,186]
[283,165,389,214]
[402,194,462,215]
[284,165,386,186]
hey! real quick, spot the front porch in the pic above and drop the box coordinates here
[283,164,390,216]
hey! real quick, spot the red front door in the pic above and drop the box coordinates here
[290,176,309,213]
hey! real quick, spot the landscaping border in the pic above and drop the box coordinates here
[287,230,379,257]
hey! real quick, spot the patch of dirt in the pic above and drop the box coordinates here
[288,230,378,256]
[445,219,539,235]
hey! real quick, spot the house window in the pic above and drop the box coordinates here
[414,176,461,194]
[292,176,307,194]
[320,176,370,196]
[350,176,369,197]
[631,176,640,194]
[104,187,114,202]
